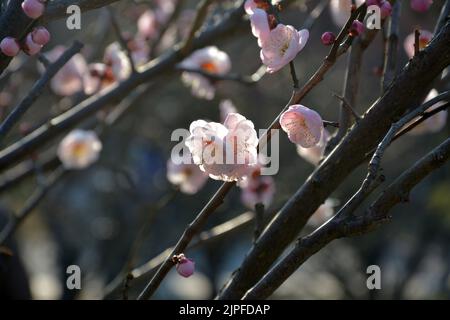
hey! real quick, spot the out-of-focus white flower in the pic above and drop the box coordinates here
[241,175,275,210]
[180,46,231,100]
[406,89,448,135]
[167,159,208,194]
[57,130,102,169]
[42,46,89,96]
[104,43,132,81]
[329,0,364,27]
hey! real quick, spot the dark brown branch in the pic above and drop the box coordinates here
[0,167,66,245]
[243,137,450,300]
[382,0,401,93]
[218,20,450,300]
[176,65,266,85]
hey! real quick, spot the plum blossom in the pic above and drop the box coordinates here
[411,0,433,12]
[0,37,20,57]
[245,0,271,15]
[104,43,132,81]
[280,105,324,148]
[248,7,309,73]
[57,129,102,170]
[406,89,448,135]
[329,0,364,27]
[180,46,231,100]
[166,159,209,194]
[137,10,158,40]
[321,32,336,46]
[42,46,90,96]
[241,175,275,209]
[83,63,116,95]
[296,129,330,165]
[31,27,51,46]
[403,29,433,58]
[185,113,258,182]
[175,254,195,278]
[219,100,238,123]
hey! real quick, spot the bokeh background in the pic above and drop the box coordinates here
[0,0,449,299]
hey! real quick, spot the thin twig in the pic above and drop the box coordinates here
[414,29,421,57]
[332,92,361,121]
[0,41,84,145]
[253,203,265,242]
[176,65,266,85]
[108,7,137,73]
[181,0,214,56]
[382,0,401,93]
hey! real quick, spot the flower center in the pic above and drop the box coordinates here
[419,37,430,49]
[255,0,270,11]
[71,142,88,159]
[200,61,219,73]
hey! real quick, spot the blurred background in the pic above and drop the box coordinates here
[0,0,449,299]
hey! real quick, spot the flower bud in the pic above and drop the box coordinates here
[0,37,20,57]
[350,20,365,36]
[22,0,45,19]
[321,32,336,46]
[176,255,195,278]
[380,1,392,19]
[31,27,50,46]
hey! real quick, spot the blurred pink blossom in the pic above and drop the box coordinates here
[403,29,433,58]
[104,43,132,81]
[280,105,324,148]
[406,89,448,135]
[176,255,195,278]
[167,160,209,194]
[180,46,231,100]
[307,199,336,227]
[57,129,102,170]
[0,37,20,57]
[241,175,275,210]
[411,0,433,12]
[329,0,364,27]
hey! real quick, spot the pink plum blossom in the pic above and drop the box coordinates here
[0,37,20,57]
[42,46,89,96]
[137,10,158,40]
[57,129,102,170]
[350,20,365,36]
[219,100,238,123]
[250,9,271,46]
[185,113,258,182]
[180,46,231,100]
[411,0,433,12]
[406,89,448,135]
[296,129,330,165]
[329,0,364,27]
[166,159,209,194]
[175,255,195,278]
[380,1,393,19]
[22,0,45,19]
[241,175,275,210]
[260,24,309,73]
[84,63,116,95]
[403,29,433,58]
[280,105,324,148]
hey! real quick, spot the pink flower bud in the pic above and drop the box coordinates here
[350,20,365,36]
[321,32,336,46]
[31,26,50,46]
[176,256,195,278]
[411,0,433,12]
[0,37,20,57]
[21,0,45,19]
[380,1,392,18]
[23,33,42,55]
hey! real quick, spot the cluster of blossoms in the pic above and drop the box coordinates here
[245,0,309,73]
[0,0,50,57]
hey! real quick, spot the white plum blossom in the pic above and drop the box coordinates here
[185,113,258,182]
[296,129,330,165]
[57,130,102,170]
[329,0,364,27]
[180,46,231,100]
[219,100,238,123]
[403,29,433,58]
